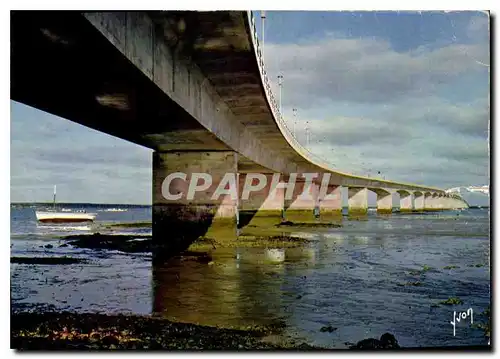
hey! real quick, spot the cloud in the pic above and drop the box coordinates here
[307,133,489,189]
[398,98,490,139]
[305,116,413,147]
[466,13,489,42]
[263,15,489,193]
[430,139,489,163]
[11,101,153,204]
[31,145,151,168]
[265,33,488,107]
[300,96,489,189]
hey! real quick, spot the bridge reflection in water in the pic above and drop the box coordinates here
[152,246,319,332]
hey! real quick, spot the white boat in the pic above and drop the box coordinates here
[35,185,97,223]
[36,211,97,223]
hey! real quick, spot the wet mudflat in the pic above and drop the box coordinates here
[11,312,314,350]
[11,206,491,349]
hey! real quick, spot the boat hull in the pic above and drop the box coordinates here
[35,211,97,223]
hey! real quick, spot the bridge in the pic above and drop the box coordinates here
[11,11,468,260]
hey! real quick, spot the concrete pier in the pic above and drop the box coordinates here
[153,151,238,262]
[423,192,434,211]
[441,195,450,210]
[348,187,368,216]
[414,191,425,211]
[285,176,320,222]
[319,184,342,222]
[450,196,468,209]
[399,190,413,212]
[447,194,467,209]
[373,189,393,214]
[440,194,451,210]
[238,173,285,228]
[426,193,444,211]
[446,195,458,209]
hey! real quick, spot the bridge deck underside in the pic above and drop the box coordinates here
[11,11,450,195]
[11,11,269,174]
[151,11,308,165]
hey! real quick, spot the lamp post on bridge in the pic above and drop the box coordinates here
[260,11,266,61]
[306,120,310,148]
[292,108,297,138]
[277,74,283,122]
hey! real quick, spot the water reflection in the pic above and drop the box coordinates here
[285,247,318,264]
[11,208,491,348]
[265,248,285,263]
[349,235,371,245]
[152,246,319,331]
[36,223,92,234]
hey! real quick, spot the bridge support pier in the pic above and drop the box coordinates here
[348,187,368,216]
[448,196,459,209]
[238,173,285,228]
[153,151,238,263]
[319,184,342,222]
[426,194,444,211]
[423,192,434,211]
[399,191,413,213]
[446,197,456,209]
[442,195,454,210]
[414,192,425,212]
[375,190,393,215]
[285,178,319,222]
[440,195,450,210]
[450,197,468,209]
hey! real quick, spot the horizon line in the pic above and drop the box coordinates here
[11,201,152,206]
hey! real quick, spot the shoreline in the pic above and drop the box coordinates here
[49,226,324,255]
[11,311,489,350]
[10,311,320,350]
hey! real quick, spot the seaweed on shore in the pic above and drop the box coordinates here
[320,325,337,333]
[397,281,422,287]
[10,312,320,350]
[63,233,152,253]
[422,265,432,272]
[65,232,313,254]
[104,221,152,228]
[276,221,342,228]
[473,306,491,340]
[408,264,432,276]
[439,297,463,305]
[349,333,400,349]
[233,235,312,248]
[171,251,212,263]
[11,257,85,265]
[63,234,214,264]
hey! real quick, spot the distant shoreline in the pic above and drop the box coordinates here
[11,202,152,207]
[11,203,489,209]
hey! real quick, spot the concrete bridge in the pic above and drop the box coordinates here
[11,11,468,260]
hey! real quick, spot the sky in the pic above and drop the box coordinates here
[10,11,490,204]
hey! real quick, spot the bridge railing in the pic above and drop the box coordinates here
[244,12,453,194]
[247,11,342,173]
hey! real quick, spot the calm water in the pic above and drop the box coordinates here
[11,204,490,348]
